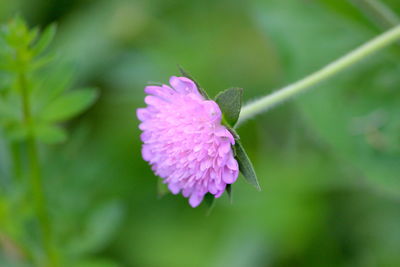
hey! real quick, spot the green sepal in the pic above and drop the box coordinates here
[215,87,243,127]
[234,139,261,191]
[178,66,210,100]
[226,184,233,203]
[226,125,260,191]
[173,70,260,193]
[203,193,216,215]
[227,125,240,140]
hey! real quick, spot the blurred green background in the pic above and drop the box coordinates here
[1,0,400,266]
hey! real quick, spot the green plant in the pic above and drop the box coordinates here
[0,16,97,267]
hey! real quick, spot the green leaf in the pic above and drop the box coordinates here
[29,53,56,71]
[34,124,67,144]
[39,88,98,122]
[3,123,28,141]
[178,66,210,99]
[0,99,20,124]
[68,201,124,255]
[234,140,261,191]
[203,193,215,216]
[215,87,243,127]
[226,184,233,203]
[32,63,75,105]
[73,259,119,267]
[32,24,56,56]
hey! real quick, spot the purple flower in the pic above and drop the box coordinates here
[137,76,239,207]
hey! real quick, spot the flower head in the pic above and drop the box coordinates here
[137,76,239,207]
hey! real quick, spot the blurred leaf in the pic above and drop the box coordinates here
[34,124,67,144]
[39,89,98,122]
[32,24,56,56]
[3,123,28,141]
[73,258,119,267]
[29,53,56,71]
[0,99,19,124]
[68,201,124,255]
[3,16,30,47]
[0,57,17,72]
[234,140,261,191]
[215,87,243,127]
[32,63,75,106]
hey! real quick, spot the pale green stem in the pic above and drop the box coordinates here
[237,24,400,126]
[17,61,58,267]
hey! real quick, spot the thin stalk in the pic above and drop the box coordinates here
[17,61,58,266]
[237,24,400,126]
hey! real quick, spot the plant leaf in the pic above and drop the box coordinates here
[204,193,215,216]
[226,184,233,203]
[215,87,243,127]
[234,140,261,191]
[29,52,56,71]
[34,124,67,144]
[32,63,75,107]
[3,123,28,141]
[67,201,124,255]
[39,88,98,122]
[32,24,56,56]
[73,258,119,267]
[0,99,19,123]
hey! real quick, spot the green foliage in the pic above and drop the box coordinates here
[214,86,260,192]
[31,24,56,57]
[0,17,97,144]
[203,193,216,213]
[66,201,124,256]
[255,0,400,195]
[73,258,119,267]
[0,16,98,267]
[35,124,67,144]
[38,89,98,123]
[233,140,261,191]
[226,183,232,203]
[215,87,243,127]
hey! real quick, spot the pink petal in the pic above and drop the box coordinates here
[137,76,240,208]
[189,193,204,207]
[169,76,199,95]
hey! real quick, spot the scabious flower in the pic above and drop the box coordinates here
[137,76,239,207]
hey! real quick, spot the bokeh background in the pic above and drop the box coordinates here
[1,0,400,266]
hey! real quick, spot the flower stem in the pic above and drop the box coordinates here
[237,24,400,126]
[18,65,58,267]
